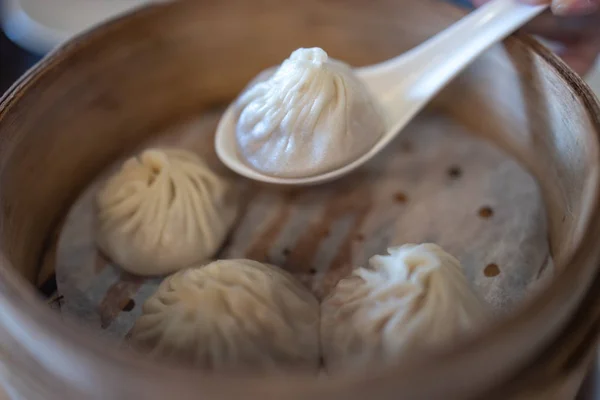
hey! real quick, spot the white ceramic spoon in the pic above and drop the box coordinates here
[215,0,547,186]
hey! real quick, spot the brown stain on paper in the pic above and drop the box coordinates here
[244,191,297,263]
[98,273,144,328]
[287,176,374,298]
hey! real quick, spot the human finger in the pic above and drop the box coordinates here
[474,0,599,15]
[556,37,600,74]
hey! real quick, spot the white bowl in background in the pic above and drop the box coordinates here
[1,0,157,55]
[2,0,599,97]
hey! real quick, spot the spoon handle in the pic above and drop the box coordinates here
[362,0,547,118]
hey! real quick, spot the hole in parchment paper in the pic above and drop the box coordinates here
[484,263,501,277]
[447,165,462,179]
[123,299,136,312]
[394,192,408,204]
[282,248,291,256]
[309,268,317,275]
[478,206,494,219]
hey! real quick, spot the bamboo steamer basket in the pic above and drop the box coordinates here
[0,0,600,399]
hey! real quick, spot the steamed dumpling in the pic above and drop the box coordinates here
[130,259,320,373]
[320,243,488,374]
[96,148,238,276]
[235,47,386,178]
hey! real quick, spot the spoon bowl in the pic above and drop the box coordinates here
[215,0,547,186]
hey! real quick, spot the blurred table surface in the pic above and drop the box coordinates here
[1,22,599,400]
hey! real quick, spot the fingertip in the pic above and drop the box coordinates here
[556,40,600,76]
[551,0,599,15]
[560,56,594,75]
[475,0,549,7]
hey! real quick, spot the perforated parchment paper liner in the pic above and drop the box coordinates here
[52,109,554,339]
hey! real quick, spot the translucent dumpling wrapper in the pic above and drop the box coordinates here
[235,47,386,178]
[96,148,238,276]
[130,259,321,373]
[320,243,489,374]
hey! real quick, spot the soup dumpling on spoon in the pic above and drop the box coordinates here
[235,47,386,178]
